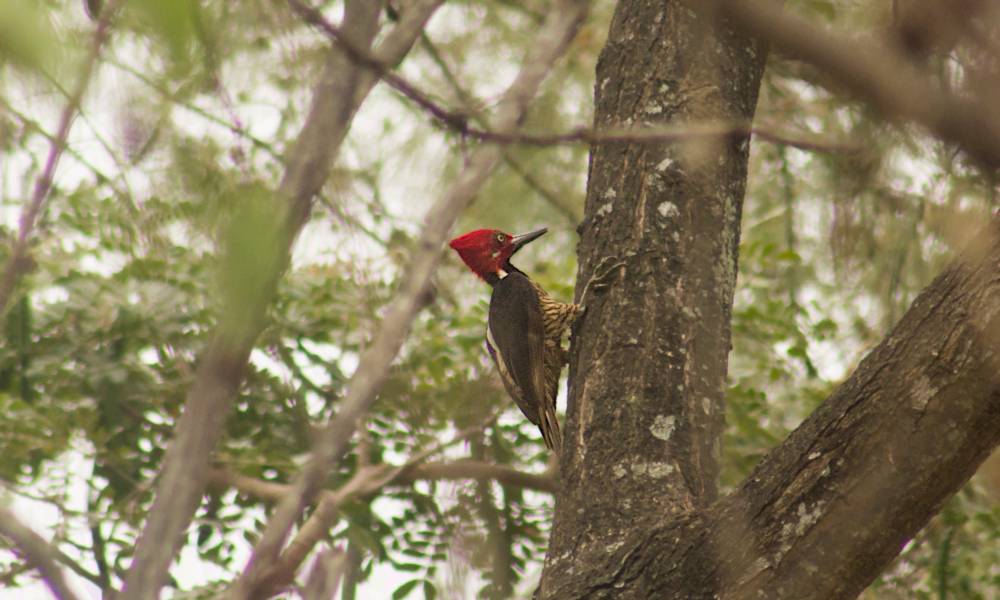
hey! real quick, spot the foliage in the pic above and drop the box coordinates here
[0,0,996,598]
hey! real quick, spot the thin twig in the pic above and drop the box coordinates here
[0,1,119,315]
[418,32,583,222]
[0,507,81,600]
[106,57,285,163]
[295,0,856,155]
[0,99,116,187]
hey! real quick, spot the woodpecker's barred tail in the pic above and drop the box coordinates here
[536,283,582,455]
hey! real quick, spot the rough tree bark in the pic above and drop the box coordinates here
[542,0,767,587]
[540,1,1000,598]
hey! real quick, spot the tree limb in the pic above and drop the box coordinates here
[230,414,499,597]
[400,460,557,493]
[714,0,1000,167]
[297,0,854,155]
[209,459,556,505]
[301,548,347,600]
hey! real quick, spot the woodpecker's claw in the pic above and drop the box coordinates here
[578,257,626,308]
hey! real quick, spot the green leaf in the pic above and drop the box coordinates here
[130,0,203,66]
[0,0,58,72]
[423,580,437,600]
[392,579,421,600]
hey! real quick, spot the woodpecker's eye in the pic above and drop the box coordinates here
[495,233,506,244]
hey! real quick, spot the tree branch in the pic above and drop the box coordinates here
[105,57,284,163]
[417,31,583,223]
[0,98,117,190]
[296,0,854,155]
[714,0,1000,167]
[209,459,555,504]
[301,548,346,600]
[0,1,119,315]
[228,414,499,597]
[400,460,558,493]
[0,507,80,600]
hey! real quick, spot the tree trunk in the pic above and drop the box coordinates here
[540,1,1000,598]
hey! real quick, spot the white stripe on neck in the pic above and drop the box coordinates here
[497,268,509,279]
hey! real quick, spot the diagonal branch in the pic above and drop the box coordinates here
[226,415,501,597]
[714,0,1000,167]
[417,31,583,223]
[0,98,117,191]
[297,0,855,156]
[118,1,442,597]
[301,548,346,600]
[105,57,284,163]
[399,460,558,492]
[230,2,591,597]
[0,1,119,315]
[0,507,80,600]
[210,459,556,503]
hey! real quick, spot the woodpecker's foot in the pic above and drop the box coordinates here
[578,257,626,308]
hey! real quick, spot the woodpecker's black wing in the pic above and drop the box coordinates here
[487,272,547,429]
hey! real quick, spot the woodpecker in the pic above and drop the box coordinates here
[449,227,582,455]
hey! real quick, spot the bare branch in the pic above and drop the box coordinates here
[0,507,80,600]
[400,460,557,493]
[236,415,499,597]
[714,0,1000,167]
[453,121,856,153]
[248,469,387,598]
[297,0,852,155]
[301,548,347,600]
[209,470,291,503]
[211,458,557,505]
[229,3,590,596]
[0,1,119,315]
[417,32,583,223]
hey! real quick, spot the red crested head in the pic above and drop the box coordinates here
[449,227,547,281]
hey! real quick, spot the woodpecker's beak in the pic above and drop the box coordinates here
[510,227,547,254]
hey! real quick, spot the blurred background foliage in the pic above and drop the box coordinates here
[0,0,997,598]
